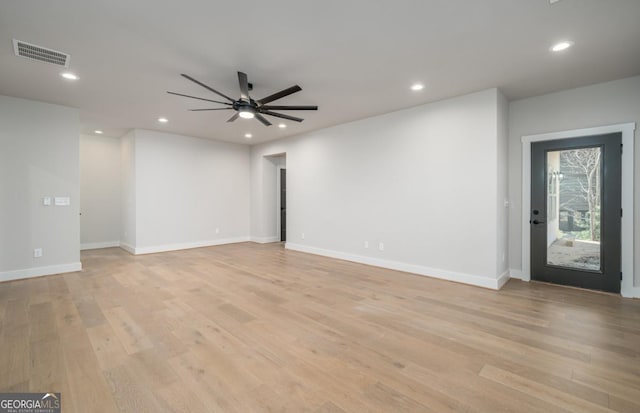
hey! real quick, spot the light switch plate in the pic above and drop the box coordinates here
[43,197,52,206]
[54,197,71,206]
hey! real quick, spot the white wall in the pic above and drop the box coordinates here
[132,129,250,253]
[0,95,81,281]
[120,130,137,252]
[251,89,508,289]
[496,91,509,278]
[80,134,121,249]
[508,75,640,286]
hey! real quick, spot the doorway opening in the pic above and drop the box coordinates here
[265,153,286,244]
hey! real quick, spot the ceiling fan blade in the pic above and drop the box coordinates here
[181,74,235,102]
[238,71,250,100]
[257,85,302,105]
[260,105,318,111]
[167,91,232,105]
[255,113,272,126]
[259,110,304,123]
[189,108,233,111]
[226,112,240,123]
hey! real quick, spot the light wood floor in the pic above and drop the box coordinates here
[1,243,639,412]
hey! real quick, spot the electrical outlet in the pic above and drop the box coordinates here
[301,233,305,240]
[43,197,52,206]
[364,241,369,249]
[379,242,384,251]
[34,248,43,258]
[215,228,220,234]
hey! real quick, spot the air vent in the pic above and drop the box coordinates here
[13,39,70,67]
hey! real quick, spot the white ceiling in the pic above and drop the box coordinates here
[1,0,639,144]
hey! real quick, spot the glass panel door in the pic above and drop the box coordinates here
[530,133,621,293]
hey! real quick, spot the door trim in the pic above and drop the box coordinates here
[520,123,636,297]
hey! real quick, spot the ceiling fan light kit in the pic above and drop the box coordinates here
[238,106,255,119]
[168,71,318,126]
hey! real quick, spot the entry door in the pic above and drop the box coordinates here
[280,169,286,242]
[530,134,622,293]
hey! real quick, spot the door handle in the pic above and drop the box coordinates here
[531,219,545,225]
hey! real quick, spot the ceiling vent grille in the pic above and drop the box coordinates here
[13,39,70,67]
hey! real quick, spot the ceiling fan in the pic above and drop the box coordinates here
[167,72,318,126]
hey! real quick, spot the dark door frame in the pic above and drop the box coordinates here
[530,134,621,293]
[520,123,636,297]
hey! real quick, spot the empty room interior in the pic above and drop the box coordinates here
[1,1,640,412]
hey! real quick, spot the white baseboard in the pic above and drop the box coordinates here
[511,268,638,298]
[0,262,82,283]
[509,268,528,281]
[496,270,511,289]
[81,241,120,250]
[621,286,640,299]
[250,236,281,244]
[119,242,136,255]
[285,243,504,290]
[131,236,250,255]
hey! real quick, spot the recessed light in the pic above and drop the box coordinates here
[61,72,78,80]
[244,133,252,139]
[158,117,168,123]
[550,41,574,52]
[410,83,424,91]
[278,123,287,129]
[94,130,103,134]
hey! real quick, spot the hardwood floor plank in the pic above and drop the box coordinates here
[4,297,29,327]
[1,243,638,413]
[27,276,51,306]
[0,324,30,390]
[74,296,108,328]
[103,363,170,413]
[28,302,57,343]
[128,347,180,388]
[363,381,432,412]
[153,380,210,413]
[29,335,66,393]
[315,401,347,413]
[480,364,617,413]
[167,351,237,412]
[60,329,119,413]
[571,368,640,406]
[102,306,153,355]
[218,302,256,323]
[608,395,640,413]
[86,323,128,371]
